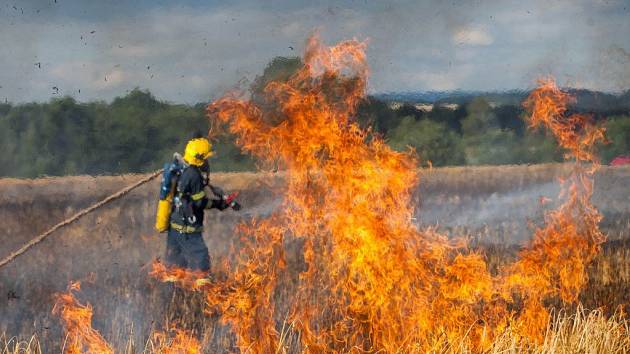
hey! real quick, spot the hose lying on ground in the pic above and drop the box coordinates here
[0,170,162,269]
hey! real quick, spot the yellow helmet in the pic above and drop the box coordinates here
[183,137,213,166]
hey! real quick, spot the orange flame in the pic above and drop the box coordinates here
[54,280,203,353]
[52,282,113,354]
[522,78,605,164]
[151,329,201,354]
[148,36,607,352]
[503,78,607,340]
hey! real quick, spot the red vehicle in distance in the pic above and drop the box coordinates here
[611,156,630,166]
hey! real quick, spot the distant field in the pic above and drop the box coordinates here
[0,163,628,352]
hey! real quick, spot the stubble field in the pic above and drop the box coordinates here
[1,163,629,353]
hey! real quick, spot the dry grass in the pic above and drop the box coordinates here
[1,164,628,352]
[486,308,630,354]
[1,335,41,354]
[3,308,629,353]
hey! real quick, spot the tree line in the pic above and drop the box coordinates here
[0,91,254,177]
[362,94,628,167]
[0,57,628,178]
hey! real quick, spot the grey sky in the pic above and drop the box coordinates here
[0,0,628,103]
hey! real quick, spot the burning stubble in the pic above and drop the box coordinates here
[142,35,610,352]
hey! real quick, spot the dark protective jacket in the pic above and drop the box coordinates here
[169,165,229,233]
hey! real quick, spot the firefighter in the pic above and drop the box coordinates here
[161,136,240,272]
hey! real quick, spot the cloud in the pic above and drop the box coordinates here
[0,0,628,103]
[452,27,494,46]
[111,45,153,58]
[402,64,474,91]
[593,46,630,92]
[408,72,459,91]
[98,69,126,89]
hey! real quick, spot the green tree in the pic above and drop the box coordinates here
[461,98,521,165]
[495,104,526,136]
[461,97,498,136]
[428,105,464,133]
[208,134,256,172]
[387,116,464,166]
[251,56,303,96]
[463,130,523,165]
[0,88,257,178]
[355,97,400,134]
[600,115,630,163]
[517,129,563,164]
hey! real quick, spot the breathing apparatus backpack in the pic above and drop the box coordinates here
[154,153,185,232]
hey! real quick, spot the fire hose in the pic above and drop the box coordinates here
[0,170,163,269]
